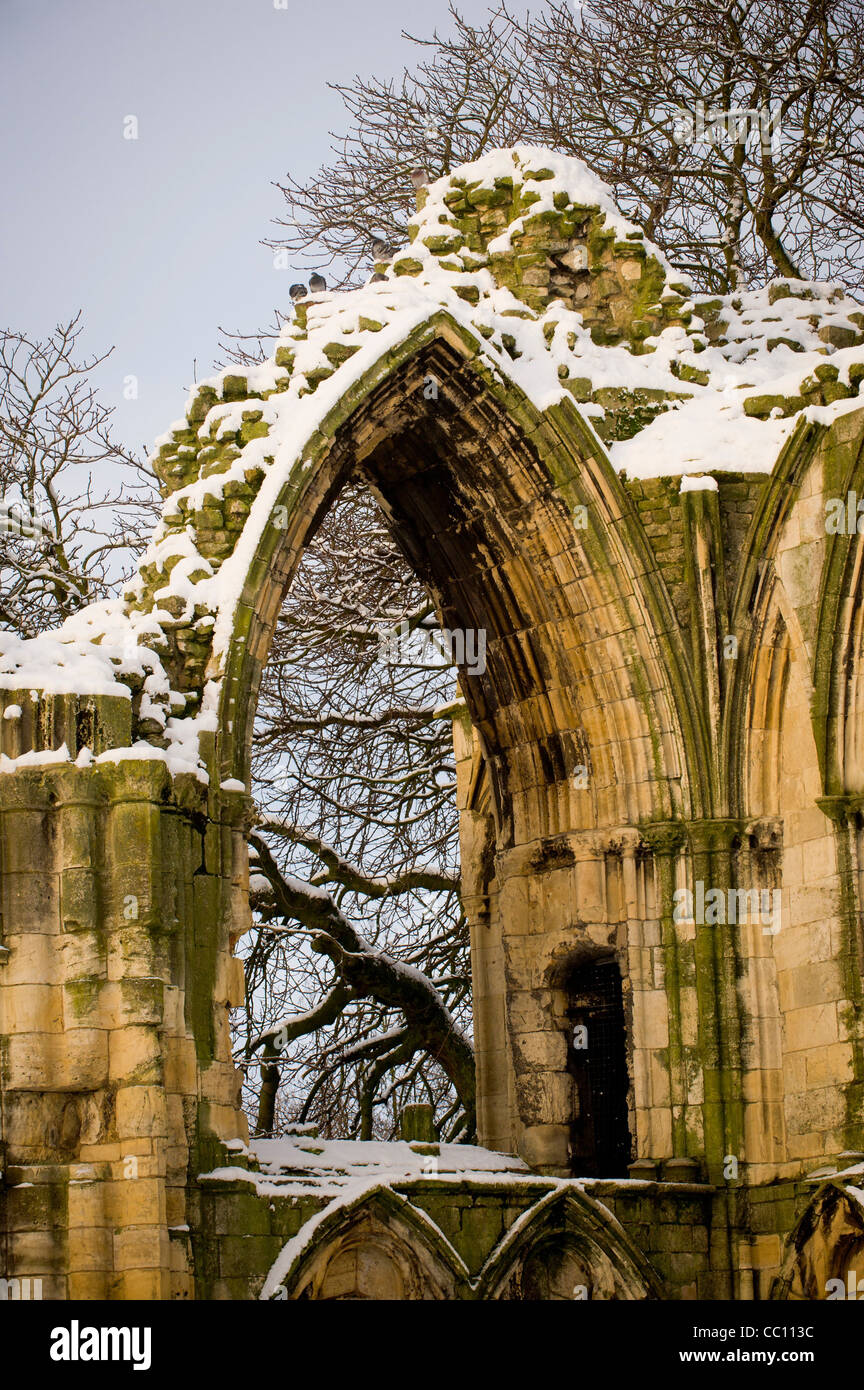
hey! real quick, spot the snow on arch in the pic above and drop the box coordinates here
[258,1178,471,1301]
[1,144,862,784]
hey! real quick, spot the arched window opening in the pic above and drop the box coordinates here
[566,956,631,1177]
[234,481,472,1144]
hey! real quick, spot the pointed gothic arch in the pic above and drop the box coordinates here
[187,311,707,1170]
[477,1186,661,1300]
[261,1184,471,1301]
[211,313,699,841]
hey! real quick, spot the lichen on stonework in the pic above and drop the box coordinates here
[404,146,689,353]
[115,145,864,753]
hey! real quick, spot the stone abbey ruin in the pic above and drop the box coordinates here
[2,146,864,1300]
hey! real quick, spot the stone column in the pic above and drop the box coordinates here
[631,821,686,1170]
[0,755,248,1299]
[686,818,746,1185]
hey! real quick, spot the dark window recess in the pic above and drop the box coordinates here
[566,956,631,1177]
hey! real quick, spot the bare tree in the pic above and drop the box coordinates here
[235,484,475,1142]
[270,0,864,293]
[266,5,538,286]
[0,313,155,638]
[526,0,864,291]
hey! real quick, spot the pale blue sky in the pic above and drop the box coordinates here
[1,0,517,458]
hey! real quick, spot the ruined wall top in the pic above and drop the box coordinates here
[1,146,864,784]
[400,145,689,347]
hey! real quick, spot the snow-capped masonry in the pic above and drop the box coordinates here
[195,1131,663,1301]
[2,145,864,779]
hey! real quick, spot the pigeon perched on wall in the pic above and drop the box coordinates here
[410,167,430,189]
[370,272,386,283]
[309,273,327,293]
[289,283,307,302]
